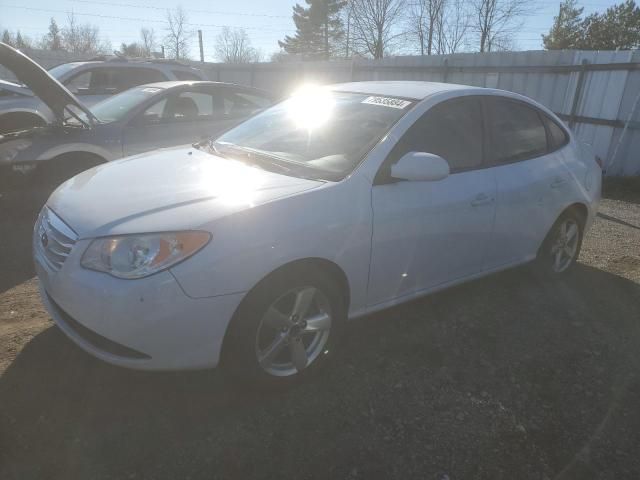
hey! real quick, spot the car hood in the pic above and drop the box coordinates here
[0,43,95,125]
[47,146,324,238]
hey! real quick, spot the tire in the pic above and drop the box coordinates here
[534,209,584,276]
[221,267,346,389]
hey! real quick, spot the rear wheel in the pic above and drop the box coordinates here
[535,210,584,275]
[222,268,346,388]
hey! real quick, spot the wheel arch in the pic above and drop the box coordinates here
[537,201,589,256]
[0,110,48,131]
[219,257,351,363]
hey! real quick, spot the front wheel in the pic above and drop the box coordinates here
[535,210,584,275]
[222,269,346,388]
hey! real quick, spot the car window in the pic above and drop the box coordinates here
[221,90,273,116]
[159,91,217,122]
[390,97,484,172]
[64,70,92,94]
[138,97,168,124]
[64,67,166,95]
[487,98,548,164]
[117,67,167,91]
[543,115,569,152]
[172,70,203,81]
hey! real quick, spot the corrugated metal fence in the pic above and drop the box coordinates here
[201,50,640,176]
[2,49,639,175]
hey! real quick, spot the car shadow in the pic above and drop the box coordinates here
[0,188,50,293]
[1,264,640,479]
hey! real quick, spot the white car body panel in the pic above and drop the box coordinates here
[35,81,602,370]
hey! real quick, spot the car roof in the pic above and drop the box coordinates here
[329,81,480,100]
[62,59,198,69]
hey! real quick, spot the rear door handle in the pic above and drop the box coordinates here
[471,193,494,207]
[551,177,567,188]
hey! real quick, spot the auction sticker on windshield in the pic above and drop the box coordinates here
[362,96,412,109]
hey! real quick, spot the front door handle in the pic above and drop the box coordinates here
[551,177,567,188]
[471,193,494,207]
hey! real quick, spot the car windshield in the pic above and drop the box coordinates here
[47,63,78,79]
[211,88,414,181]
[68,86,163,125]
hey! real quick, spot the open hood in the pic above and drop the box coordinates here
[0,42,96,125]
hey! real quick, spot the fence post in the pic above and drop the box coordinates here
[442,58,449,83]
[249,64,255,87]
[569,59,589,129]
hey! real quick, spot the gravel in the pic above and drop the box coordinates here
[1,180,639,480]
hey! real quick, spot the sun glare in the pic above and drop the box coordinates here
[287,84,335,131]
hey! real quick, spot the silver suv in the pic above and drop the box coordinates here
[0,52,206,133]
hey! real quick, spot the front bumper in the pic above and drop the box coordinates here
[36,241,245,370]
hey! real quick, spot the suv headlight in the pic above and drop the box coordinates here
[81,231,211,279]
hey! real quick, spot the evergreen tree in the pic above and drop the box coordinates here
[580,0,640,50]
[15,31,28,49]
[2,29,14,47]
[46,18,63,50]
[278,0,346,59]
[542,0,584,49]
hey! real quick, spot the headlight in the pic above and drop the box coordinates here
[81,231,211,279]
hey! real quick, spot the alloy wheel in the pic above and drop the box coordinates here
[550,218,580,273]
[255,286,332,377]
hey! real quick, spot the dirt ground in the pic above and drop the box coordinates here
[0,180,639,480]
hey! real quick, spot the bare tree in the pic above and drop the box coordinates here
[437,0,470,54]
[140,28,156,57]
[471,0,529,52]
[164,6,192,60]
[407,0,447,55]
[62,13,108,55]
[349,0,405,59]
[214,27,261,63]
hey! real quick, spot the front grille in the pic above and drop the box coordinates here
[34,207,78,272]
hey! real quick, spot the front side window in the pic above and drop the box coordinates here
[487,98,548,164]
[208,89,415,181]
[390,97,484,172]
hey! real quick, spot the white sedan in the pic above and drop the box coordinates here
[34,81,601,387]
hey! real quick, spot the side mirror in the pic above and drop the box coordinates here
[390,152,450,182]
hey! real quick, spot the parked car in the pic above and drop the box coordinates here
[0,43,207,133]
[34,81,601,387]
[0,43,275,194]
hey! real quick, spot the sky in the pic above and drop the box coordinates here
[0,0,626,61]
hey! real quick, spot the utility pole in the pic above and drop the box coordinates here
[198,30,204,63]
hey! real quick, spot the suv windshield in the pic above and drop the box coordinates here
[47,63,79,79]
[211,89,414,181]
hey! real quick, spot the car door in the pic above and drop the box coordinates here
[367,97,497,306]
[482,97,572,268]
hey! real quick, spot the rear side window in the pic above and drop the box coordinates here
[486,98,548,164]
[117,68,167,91]
[391,97,484,171]
[172,69,203,81]
[543,115,569,151]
